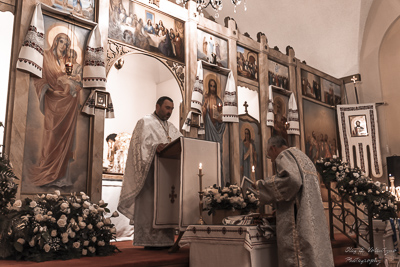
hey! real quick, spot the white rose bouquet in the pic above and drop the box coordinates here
[203,183,259,216]
[316,157,397,221]
[0,186,120,262]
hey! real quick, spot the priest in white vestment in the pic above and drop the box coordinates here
[118,96,182,248]
[256,136,334,267]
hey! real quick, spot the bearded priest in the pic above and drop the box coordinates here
[118,96,182,249]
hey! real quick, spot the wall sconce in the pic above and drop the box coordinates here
[114,58,124,70]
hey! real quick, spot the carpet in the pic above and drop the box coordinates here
[0,241,190,267]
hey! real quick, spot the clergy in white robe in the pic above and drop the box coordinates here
[256,136,334,267]
[118,96,182,247]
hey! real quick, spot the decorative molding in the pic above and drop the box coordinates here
[106,39,185,90]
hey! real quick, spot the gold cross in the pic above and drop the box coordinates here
[351,76,357,84]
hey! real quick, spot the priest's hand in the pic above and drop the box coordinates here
[156,143,167,153]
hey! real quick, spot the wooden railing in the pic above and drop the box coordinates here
[327,182,375,258]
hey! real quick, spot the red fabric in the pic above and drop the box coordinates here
[0,241,189,267]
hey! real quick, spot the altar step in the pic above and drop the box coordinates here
[0,241,190,267]
[332,233,371,267]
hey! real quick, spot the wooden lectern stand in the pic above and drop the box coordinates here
[153,137,221,251]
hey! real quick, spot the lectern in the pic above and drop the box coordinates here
[153,137,221,231]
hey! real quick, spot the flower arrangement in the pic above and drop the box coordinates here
[203,183,259,216]
[0,156,18,215]
[0,156,119,262]
[316,156,397,221]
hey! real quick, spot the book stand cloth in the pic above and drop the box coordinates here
[153,137,221,231]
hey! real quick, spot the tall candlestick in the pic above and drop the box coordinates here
[199,163,203,190]
[197,163,205,225]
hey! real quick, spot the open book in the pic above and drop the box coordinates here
[241,176,258,198]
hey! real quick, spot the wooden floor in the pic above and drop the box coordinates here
[0,241,190,267]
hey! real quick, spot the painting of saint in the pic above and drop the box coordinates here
[272,95,289,144]
[237,45,258,81]
[240,124,257,182]
[322,79,341,106]
[303,99,338,163]
[52,0,95,21]
[268,60,289,90]
[21,15,91,194]
[349,115,368,137]
[201,70,230,185]
[301,70,321,101]
[197,29,228,68]
[108,0,185,62]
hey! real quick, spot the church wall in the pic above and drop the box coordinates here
[0,11,13,151]
[360,0,400,181]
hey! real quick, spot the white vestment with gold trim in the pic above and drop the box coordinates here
[257,147,334,267]
[118,114,181,246]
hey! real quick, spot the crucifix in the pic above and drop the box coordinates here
[351,75,359,104]
[243,101,249,114]
[169,185,177,203]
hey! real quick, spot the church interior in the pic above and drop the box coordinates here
[2,0,400,266]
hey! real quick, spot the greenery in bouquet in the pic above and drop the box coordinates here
[0,155,18,215]
[203,183,259,216]
[316,156,397,221]
[0,189,119,262]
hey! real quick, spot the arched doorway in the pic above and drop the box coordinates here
[102,53,182,240]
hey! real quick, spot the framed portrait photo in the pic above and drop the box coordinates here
[95,91,109,109]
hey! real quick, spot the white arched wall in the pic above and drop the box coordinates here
[105,53,182,143]
[102,53,182,240]
[379,17,400,162]
[360,0,400,179]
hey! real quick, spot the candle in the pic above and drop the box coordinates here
[252,165,255,173]
[217,103,222,112]
[199,163,203,190]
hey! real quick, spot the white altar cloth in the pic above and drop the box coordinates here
[179,225,278,267]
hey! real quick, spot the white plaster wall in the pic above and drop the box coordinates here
[208,0,373,78]
[156,77,182,126]
[237,86,260,121]
[104,53,182,159]
[359,0,400,180]
[0,11,13,151]
[105,55,157,139]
